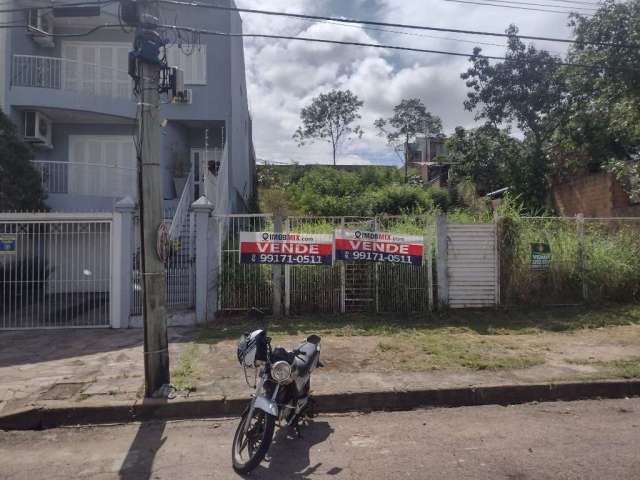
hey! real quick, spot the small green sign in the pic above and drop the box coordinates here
[531,242,551,270]
[0,235,17,255]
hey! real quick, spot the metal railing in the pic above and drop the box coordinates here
[168,171,193,241]
[12,54,132,99]
[32,160,137,198]
[0,213,112,329]
[131,214,196,315]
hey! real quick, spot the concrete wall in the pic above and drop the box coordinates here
[553,172,640,217]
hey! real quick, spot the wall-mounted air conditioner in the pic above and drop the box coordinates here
[27,8,55,48]
[24,111,53,149]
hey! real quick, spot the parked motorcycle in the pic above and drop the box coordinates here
[231,322,322,474]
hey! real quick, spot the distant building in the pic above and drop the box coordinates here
[408,134,449,187]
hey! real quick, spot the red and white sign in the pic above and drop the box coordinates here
[240,232,333,265]
[335,229,424,265]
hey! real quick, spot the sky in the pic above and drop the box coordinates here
[235,0,581,166]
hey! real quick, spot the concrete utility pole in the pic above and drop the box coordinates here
[133,0,170,396]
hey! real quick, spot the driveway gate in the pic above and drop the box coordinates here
[1,213,112,329]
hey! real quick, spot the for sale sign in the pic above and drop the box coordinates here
[335,229,424,266]
[239,232,334,265]
[530,242,551,271]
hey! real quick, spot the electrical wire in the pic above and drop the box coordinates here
[155,0,635,48]
[443,0,594,14]
[157,24,640,72]
[445,0,599,11]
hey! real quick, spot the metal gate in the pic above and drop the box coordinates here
[215,214,434,314]
[447,223,499,308]
[1,213,112,329]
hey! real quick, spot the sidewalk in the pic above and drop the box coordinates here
[2,305,640,425]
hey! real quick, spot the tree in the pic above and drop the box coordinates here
[0,109,47,211]
[374,98,442,181]
[461,26,565,207]
[552,0,640,197]
[293,89,364,166]
[446,126,524,196]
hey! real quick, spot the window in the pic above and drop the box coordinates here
[62,42,131,98]
[68,136,136,198]
[166,45,207,85]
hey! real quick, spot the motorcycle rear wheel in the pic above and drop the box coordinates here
[232,407,276,474]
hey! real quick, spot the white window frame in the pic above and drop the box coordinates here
[68,135,137,198]
[166,45,207,85]
[62,42,131,99]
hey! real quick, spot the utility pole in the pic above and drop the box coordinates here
[128,0,170,397]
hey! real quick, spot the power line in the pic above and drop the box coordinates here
[450,0,598,11]
[158,24,640,72]
[156,0,634,48]
[443,0,593,14]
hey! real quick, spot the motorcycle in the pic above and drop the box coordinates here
[231,322,322,474]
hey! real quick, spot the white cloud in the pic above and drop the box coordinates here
[236,0,577,165]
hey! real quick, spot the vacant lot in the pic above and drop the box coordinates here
[173,304,640,395]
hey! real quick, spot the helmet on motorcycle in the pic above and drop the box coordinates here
[237,329,267,367]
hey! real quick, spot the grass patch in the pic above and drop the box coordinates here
[374,331,544,371]
[171,344,201,392]
[202,303,640,344]
[566,356,640,379]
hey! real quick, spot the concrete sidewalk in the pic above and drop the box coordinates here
[2,326,640,429]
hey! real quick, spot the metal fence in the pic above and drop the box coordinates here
[215,214,435,314]
[130,214,195,315]
[0,214,112,329]
[499,216,640,306]
[12,54,132,99]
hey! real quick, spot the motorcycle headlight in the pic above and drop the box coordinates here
[271,361,292,384]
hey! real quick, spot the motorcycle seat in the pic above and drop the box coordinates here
[293,342,319,377]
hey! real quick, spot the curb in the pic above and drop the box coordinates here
[2,379,639,431]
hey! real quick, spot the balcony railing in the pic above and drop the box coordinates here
[33,160,137,198]
[12,55,132,100]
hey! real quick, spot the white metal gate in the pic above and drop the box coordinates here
[1,213,112,329]
[447,223,499,308]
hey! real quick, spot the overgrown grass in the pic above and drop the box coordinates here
[171,344,201,391]
[200,303,640,343]
[566,356,640,379]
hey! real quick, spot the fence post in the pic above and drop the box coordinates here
[192,196,214,324]
[272,215,284,317]
[494,213,502,306]
[111,196,135,329]
[284,218,291,316]
[577,213,587,302]
[436,215,449,308]
[427,220,434,312]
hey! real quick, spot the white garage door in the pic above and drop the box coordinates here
[447,224,499,308]
[69,135,137,198]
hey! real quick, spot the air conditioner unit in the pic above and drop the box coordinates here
[27,8,55,48]
[24,111,53,149]
[172,88,192,105]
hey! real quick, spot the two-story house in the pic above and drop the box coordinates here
[0,0,256,216]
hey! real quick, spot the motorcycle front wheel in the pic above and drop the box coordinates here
[232,407,276,474]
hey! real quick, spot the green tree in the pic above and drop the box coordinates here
[461,26,565,207]
[293,89,364,166]
[374,98,442,181]
[447,126,524,195]
[552,0,640,196]
[0,109,47,211]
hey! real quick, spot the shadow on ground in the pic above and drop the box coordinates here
[247,420,337,480]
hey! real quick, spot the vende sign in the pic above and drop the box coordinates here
[240,232,333,265]
[335,229,424,266]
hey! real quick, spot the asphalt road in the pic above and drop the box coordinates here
[1,398,639,479]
